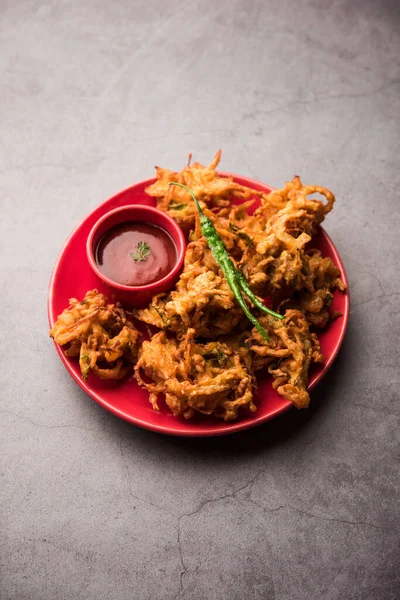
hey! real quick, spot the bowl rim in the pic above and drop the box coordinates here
[86,203,186,292]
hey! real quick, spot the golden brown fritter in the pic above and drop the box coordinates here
[247,310,324,408]
[237,176,336,293]
[135,329,256,420]
[50,290,139,380]
[137,236,245,338]
[275,249,347,328]
[145,150,264,232]
[255,175,335,230]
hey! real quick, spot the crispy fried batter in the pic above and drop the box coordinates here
[135,329,256,420]
[50,290,139,380]
[137,236,245,338]
[237,176,337,293]
[255,175,335,229]
[275,249,347,328]
[247,310,324,408]
[145,150,264,231]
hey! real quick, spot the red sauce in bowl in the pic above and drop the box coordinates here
[96,221,178,287]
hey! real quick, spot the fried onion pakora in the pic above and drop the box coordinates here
[236,176,336,290]
[247,310,324,409]
[50,289,139,380]
[137,235,245,338]
[145,150,264,232]
[135,329,256,420]
[275,249,347,328]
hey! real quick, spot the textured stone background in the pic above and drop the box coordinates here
[1,1,399,599]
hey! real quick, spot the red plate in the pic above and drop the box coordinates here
[48,173,349,436]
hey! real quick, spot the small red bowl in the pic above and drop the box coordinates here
[86,205,186,307]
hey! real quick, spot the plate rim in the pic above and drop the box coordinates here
[48,172,350,437]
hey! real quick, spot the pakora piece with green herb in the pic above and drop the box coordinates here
[50,289,139,380]
[135,329,256,420]
[247,309,324,408]
[145,150,264,232]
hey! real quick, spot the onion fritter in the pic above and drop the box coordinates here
[137,237,245,338]
[145,150,264,232]
[50,290,139,380]
[135,329,256,420]
[236,176,336,292]
[275,249,347,328]
[247,310,324,409]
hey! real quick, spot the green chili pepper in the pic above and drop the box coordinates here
[236,272,283,319]
[169,182,284,343]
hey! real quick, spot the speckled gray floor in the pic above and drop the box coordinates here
[1,1,399,599]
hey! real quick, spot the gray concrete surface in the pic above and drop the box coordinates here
[1,1,399,599]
